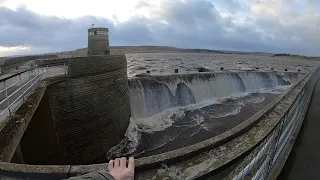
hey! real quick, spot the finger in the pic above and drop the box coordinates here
[120,157,126,168]
[108,160,114,171]
[128,157,135,170]
[115,158,120,167]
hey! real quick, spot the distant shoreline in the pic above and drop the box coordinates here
[1,46,319,72]
[56,46,274,58]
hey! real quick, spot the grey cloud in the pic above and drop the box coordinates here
[0,6,114,52]
[110,16,153,45]
[157,0,219,26]
[0,0,320,56]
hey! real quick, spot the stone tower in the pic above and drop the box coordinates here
[87,27,110,56]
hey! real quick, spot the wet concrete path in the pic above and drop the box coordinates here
[279,78,320,180]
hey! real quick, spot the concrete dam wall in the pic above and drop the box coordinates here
[128,72,302,118]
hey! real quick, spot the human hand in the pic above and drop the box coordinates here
[108,157,135,180]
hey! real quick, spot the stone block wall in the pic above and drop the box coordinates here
[67,55,127,77]
[35,57,69,67]
[46,55,130,164]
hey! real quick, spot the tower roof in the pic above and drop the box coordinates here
[88,27,109,32]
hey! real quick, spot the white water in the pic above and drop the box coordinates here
[128,72,301,119]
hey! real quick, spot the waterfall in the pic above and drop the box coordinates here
[128,72,303,119]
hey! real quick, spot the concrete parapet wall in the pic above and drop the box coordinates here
[35,55,126,74]
[35,57,69,67]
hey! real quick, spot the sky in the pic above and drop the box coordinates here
[0,0,319,56]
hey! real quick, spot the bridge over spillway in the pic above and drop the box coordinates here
[0,56,319,180]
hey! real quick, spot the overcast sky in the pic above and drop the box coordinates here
[0,0,319,56]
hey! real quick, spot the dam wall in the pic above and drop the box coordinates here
[35,55,126,68]
[35,57,68,67]
[128,72,302,118]
[45,55,130,165]
[14,55,131,165]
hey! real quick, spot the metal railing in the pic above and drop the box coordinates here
[227,68,319,180]
[0,68,42,120]
[0,64,68,129]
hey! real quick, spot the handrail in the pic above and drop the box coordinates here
[0,67,36,83]
[0,74,31,94]
[0,64,68,127]
[0,73,40,116]
[0,67,43,124]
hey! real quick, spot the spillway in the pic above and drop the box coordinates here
[107,71,302,159]
[129,72,300,118]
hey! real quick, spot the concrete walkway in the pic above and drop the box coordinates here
[279,78,320,180]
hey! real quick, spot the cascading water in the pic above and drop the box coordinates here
[128,72,301,118]
[107,71,303,159]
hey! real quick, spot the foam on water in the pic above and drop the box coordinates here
[259,85,292,94]
[208,105,242,119]
[106,119,141,157]
[107,95,237,158]
[135,108,184,133]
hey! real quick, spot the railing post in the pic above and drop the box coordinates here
[19,74,24,102]
[64,63,67,75]
[4,81,11,116]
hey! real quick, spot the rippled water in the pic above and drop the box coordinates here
[126,53,318,77]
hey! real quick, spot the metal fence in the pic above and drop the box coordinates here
[0,68,43,126]
[227,69,319,180]
[0,64,68,129]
